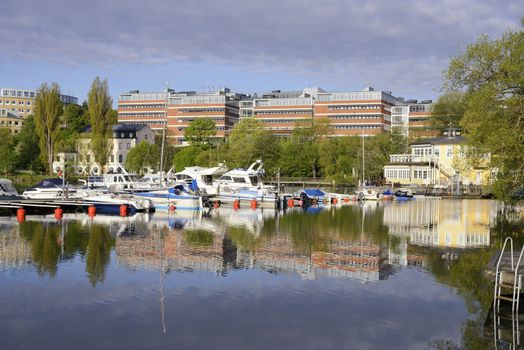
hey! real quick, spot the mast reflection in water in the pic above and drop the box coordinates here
[0,200,504,349]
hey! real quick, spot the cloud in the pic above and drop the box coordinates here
[0,0,520,96]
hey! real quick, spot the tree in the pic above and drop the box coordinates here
[56,103,89,153]
[227,118,280,173]
[0,128,17,174]
[184,118,216,146]
[444,20,524,199]
[125,141,160,174]
[87,77,113,173]
[14,115,44,172]
[173,146,206,171]
[33,82,63,174]
[430,91,466,130]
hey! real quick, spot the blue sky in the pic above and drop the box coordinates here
[0,0,521,106]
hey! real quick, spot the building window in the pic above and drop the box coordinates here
[126,143,130,150]
[120,132,125,137]
[447,146,453,158]
[111,155,114,162]
[119,143,122,150]
[118,154,123,163]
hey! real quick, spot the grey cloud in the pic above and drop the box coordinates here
[0,0,520,96]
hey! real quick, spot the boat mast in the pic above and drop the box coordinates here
[361,132,365,187]
[159,83,169,186]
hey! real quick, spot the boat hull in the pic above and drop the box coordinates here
[134,191,203,210]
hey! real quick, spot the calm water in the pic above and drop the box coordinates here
[0,199,516,349]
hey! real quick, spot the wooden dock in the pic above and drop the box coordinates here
[485,250,524,280]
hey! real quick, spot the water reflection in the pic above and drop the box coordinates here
[0,200,510,349]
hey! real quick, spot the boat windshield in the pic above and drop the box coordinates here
[124,175,140,182]
[250,176,258,186]
[0,182,16,193]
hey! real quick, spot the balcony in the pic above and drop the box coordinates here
[389,154,439,163]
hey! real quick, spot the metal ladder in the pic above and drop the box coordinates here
[494,237,524,314]
[493,237,524,349]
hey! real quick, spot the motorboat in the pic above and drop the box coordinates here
[356,188,383,201]
[295,189,327,205]
[214,160,277,207]
[0,179,22,200]
[133,184,203,211]
[174,164,228,196]
[394,188,414,200]
[22,178,80,200]
[85,173,158,192]
[78,190,154,214]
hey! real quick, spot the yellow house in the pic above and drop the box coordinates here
[384,128,493,187]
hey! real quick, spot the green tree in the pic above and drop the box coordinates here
[0,128,17,174]
[444,20,524,199]
[184,118,216,146]
[125,141,160,174]
[173,146,206,171]
[430,91,466,130]
[56,103,89,153]
[33,82,63,174]
[227,118,280,173]
[87,77,113,173]
[14,115,44,172]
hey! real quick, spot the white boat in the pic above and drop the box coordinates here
[22,178,80,200]
[174,164,228,196]
[133,184,203,211]
[356,188,383,201]
[86,173,158,192]
[0,179,22,200]
[214,160,277,207]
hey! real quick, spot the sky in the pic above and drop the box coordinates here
[0,0,521,105]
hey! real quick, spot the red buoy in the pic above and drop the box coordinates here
[17,207,26,222]
[213,201,220,209]
[88,205,96,217]
[332,198,338,205]
[250,199,257,209]
[233,199,240,210]
[344,197,349,203]
[54,207,63,220]
[287,199,294,207]
[119,204,128,217]
[169,204,176,212]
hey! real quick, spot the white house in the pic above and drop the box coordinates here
[53,124,155,175]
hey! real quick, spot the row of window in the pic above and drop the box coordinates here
[414,170,429,179]
[178,108,225,113]
[260,119,303,124]
[328,114,382,120]
[0,120,22,126]
[328,105,381,110]
[119,112,164,117]
[385,169,411,179]
[176,118,224,123]
[119,104,165,109]
[0,100,32,106]
[1,90,36,98]
[333,125,381,130]
[254,110,312,115]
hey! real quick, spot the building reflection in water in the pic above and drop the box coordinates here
[0,200,499,284]
[114,205,394,282]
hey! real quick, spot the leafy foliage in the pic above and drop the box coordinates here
[0,128,17,174]
[184,118,216,146]
[33,82,63,174]
[88,77,113,171]
[125,141,159,174]
[444,23,524,200]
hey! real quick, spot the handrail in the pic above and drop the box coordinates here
[496,237,514,273]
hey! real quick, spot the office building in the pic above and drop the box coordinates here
[0,109,24,134]
[0,88,78,119]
